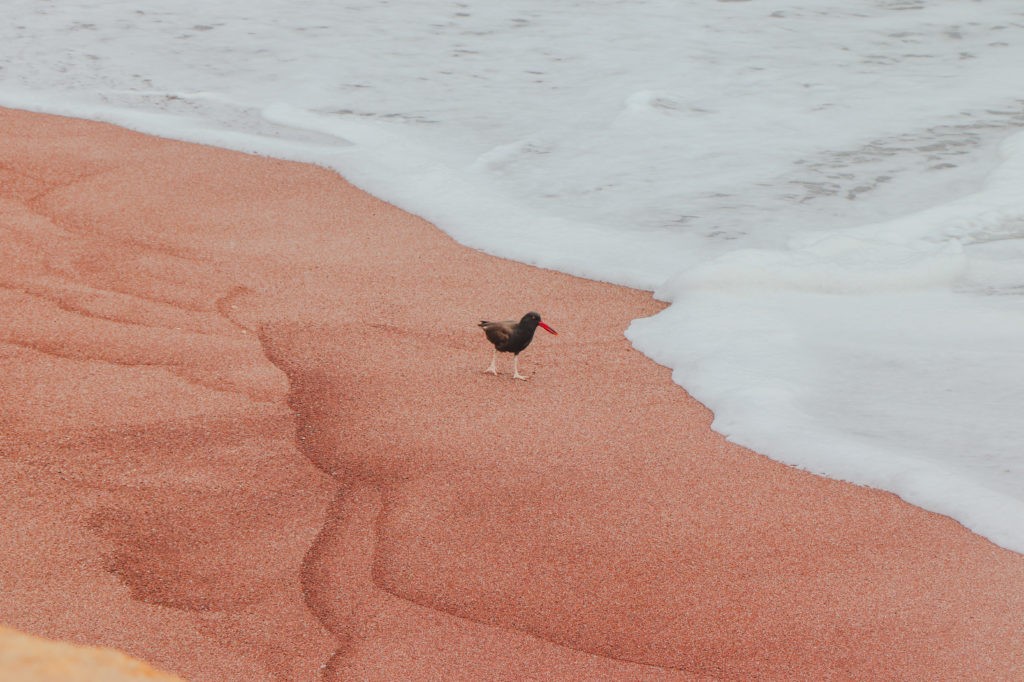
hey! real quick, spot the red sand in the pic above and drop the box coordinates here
[1,107,1021,681]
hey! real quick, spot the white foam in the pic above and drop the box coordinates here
[2,0,1023,551]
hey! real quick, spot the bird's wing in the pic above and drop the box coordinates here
[480,320,514,347]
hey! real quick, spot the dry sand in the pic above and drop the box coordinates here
[0,625,184,681]
[1,107,1021,681]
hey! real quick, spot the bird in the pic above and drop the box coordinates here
[478,311,558,380]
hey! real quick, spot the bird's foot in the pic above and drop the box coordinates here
[512,372,528,381]
[485,366,498,375]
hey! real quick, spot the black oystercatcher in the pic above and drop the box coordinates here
[478,311,558,380]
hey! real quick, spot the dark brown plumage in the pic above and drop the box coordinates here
[478,311,557,380]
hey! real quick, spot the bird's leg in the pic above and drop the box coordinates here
[512,354,528,380]
[485,348,498,375]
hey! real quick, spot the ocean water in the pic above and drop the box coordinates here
[2,0,1022,552]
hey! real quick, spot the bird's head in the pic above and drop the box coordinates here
[522,311,557,335]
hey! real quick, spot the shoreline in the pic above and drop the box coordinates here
[1,107,1021,680]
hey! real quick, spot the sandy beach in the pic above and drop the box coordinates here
[1,107,1022,680]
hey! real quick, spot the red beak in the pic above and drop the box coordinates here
[538,321,558,335]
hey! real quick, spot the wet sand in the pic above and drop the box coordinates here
[1,107,1022,681]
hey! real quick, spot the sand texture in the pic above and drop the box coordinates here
[1,108,1022,681]
[0,625,184,681]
